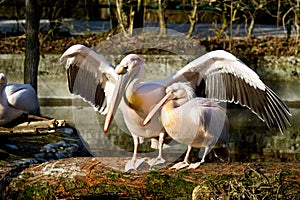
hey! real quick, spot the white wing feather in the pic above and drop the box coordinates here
[60,44,118,115]
[171,50,291,134]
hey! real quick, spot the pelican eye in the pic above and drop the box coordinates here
[124,65,128,69]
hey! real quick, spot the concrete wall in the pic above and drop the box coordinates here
[0,54,299,100]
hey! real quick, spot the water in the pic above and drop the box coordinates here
[0,55,299,170]
[69,103,300,162]
[0,19,294,38]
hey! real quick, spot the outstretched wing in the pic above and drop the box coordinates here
[171,50,291,134]
[60,44,118,114]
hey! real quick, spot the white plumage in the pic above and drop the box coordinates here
[144,82,229,169]
[60,45,291,171]
[0,73,40,125]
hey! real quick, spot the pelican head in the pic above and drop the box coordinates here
[115,54,145,75]
[104,54,145,133]
[165,82,195,107]
[0,73,7,86]
[143,82,195,126]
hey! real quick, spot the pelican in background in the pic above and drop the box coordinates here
[60,44,291,171]
[143,82,229,169]
[0,73,40,126]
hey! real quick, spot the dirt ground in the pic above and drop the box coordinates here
[0,32,299,57]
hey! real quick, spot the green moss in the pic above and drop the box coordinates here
[105,171,121,181]
[192,169,300,199]
[6,165,300,199]
[10,182,57,200]
[145,170,195,198]
[21,172,35,179]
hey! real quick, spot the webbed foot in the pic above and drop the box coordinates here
[170,161,189,170]
[147,157,166,168]
[187,161,204,169]
[125,157,147,172]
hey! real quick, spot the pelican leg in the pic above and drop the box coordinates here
[188,146,211,169]
[125,135,146,172]
[170,145,192,170]
[147,132,166,168]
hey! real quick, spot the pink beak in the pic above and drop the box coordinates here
[142,92,173,126]
[103,75,125,133]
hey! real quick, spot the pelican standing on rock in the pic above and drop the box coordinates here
[143,82,229,170]
[60,44,291,171]
[0,73,40,126]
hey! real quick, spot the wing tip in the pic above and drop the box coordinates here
[60,44,90,64]
[208,50,237,61]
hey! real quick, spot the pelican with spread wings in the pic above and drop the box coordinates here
[60,44,291,171]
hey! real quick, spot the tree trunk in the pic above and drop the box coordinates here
[217,6,228,39]
[116,0,128,35]
[115,0,144,36]
[276,0,281,30]
[187,0,198,39]
[128,6,135,36]
[157,0,166,35]
[247,16,255,39]
[108,0,118,30]
[133,0,144,29]
[294,0,300,55]
[25,0,40,93]
[3,158,300,199]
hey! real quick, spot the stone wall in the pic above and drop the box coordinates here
[258,55,300,81]
[0,54,299,99]
[1,54,299,79]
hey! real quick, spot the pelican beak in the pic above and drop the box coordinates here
[103,65,130,133]
[115,64,128,75]
[142,91,173,126]
[104,75,124,133]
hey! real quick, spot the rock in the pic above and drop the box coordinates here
[13,158,38,167]
[4,144,18,150]
[30,141,81,161]
[0,149,9,158]
[0,115,66,136]
[59,127,74,135]
[2,158,300,199]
